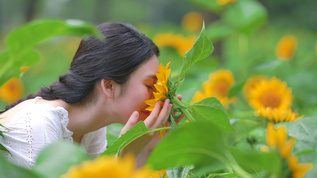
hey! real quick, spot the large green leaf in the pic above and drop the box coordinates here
[5,19,103,54]
[0,18,103,87]
[222,0,267,34]
[0,49,40,86]
[33,141,90,178]
[285,116,317,151]
[0,154,41,178]
[229,147,281,174]
[178,23,214,86]
[147,121,228,172]
[101,122,168,156]
[189,97,233,131]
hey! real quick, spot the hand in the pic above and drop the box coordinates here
[119,99,172,165]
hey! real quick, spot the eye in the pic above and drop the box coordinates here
[146,85,154,90]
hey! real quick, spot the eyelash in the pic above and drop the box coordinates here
[146,85,154,90]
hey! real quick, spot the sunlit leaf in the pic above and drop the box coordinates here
[6,18,103,54]
[147,120,228,172]
[178,22,214,86]
[189,97,233,131]
[229,147,281,173]
[101,122,168,156]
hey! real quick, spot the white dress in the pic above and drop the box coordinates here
[0,97,107,168]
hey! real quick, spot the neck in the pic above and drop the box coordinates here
[52,99,116,143]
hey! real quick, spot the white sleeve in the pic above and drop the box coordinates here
[0,106,73,168]
[80,126,107,158]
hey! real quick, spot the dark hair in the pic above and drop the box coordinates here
[1,22,159,113]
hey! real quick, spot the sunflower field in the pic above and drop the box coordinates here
[1,0,317,177]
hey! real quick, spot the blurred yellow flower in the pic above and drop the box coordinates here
[243,75,268,100]
[276,35,297,61]
[265,122,313,177]
[217,0,237,6]
[248,77,292,110]
[192,70,236,108]
[256,107,303,123]
[149,169,167,178]
[20,66,30,73]
[145,62,171,111]
[181,12,203,32]
[0,78,23,103]
[154,33,196,56]
[63,155,153,178]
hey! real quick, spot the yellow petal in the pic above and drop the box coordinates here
[266,122,277,148]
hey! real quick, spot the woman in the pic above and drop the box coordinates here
[0,22,178,168]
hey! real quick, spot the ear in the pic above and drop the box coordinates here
[100,79,115,98]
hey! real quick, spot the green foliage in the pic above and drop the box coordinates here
[147,120,228,171]
[101,122,169,156]
[0,18,103,87]
[177,22,214,89]
[189,97,233,131]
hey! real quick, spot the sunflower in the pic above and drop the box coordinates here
[265,122,313,177]
[256,107,303,123]
[153,33,195,56]
[217,0,237,6]
[243,75,268,100]
[248,77,292,111]
[62,155,153,178]
[276,35,297,61]
[192,70,236,108]
[0,78,24,103]
[181,12,203,32]
[145,62,171,111]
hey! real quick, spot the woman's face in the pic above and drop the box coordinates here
[112,55,159,124]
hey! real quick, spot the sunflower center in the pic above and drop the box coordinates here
[215,81,229,97]
[260,91,281,108]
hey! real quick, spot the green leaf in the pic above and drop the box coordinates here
[101,122,168,156]
[166,166,192,178]
[147,121,228,172]
[229,147,281,173]
[285,116,317,151]
[178,22,214,86]
[222,0,267,34]
[6,18,103,54]
[207,172,238,177]
[0,18,103,86]
[33,141,89,178]
[0,154,41,178]
[189,97,233,131]
[0,49,40,86]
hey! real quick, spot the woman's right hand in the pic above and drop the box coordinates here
[119,99,172,162]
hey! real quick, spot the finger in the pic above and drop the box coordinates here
[119,111,139,137]
[152,102,173,129]
[177,94,182,101]
[144,100,162,127]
